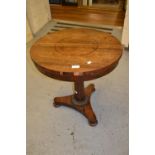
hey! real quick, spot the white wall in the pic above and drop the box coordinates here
[121,1,129,47]
[26,17,33,43]
[27,0,51,34]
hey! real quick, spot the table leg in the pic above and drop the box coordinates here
[53,82,98,126]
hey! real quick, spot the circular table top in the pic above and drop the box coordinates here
[30,28,123,81]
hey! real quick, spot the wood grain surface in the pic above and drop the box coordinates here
[50,5,125,26]
[30,28,123,81]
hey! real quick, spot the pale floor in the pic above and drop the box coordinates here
[27,21,129,155]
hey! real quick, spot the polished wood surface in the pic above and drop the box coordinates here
[50,5,125,26]
[30,28,123,81]
[30,28,123,126]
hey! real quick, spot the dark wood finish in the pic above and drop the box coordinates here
[50,5,125,26]
[74,76,85,101]
[54,84,97,126]
[30,28,123,126]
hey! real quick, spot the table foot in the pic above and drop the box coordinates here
[53,84,98,126]
[89,119,98,127]
[53,102,61,108]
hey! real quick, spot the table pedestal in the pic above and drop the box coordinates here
[53,82,98,126]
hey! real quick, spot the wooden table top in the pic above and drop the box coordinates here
[30,28,123,81]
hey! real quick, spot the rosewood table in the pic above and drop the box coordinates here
[30,28,123,126]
